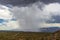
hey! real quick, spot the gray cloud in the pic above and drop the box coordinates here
[48,15,60,23]
[11,2,51,31]
[0,0,59,32]
[0,0,39,6]
[10,2,60,31]
[0,0,60,6]
[0,0,58,31]
[40,0,60,4]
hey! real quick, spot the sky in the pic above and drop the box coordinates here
[0,0,60,32]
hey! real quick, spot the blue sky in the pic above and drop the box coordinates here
[0,19,5,23]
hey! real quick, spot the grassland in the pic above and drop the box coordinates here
[0,31,59,40]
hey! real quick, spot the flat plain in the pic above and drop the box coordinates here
[0,31,59,40]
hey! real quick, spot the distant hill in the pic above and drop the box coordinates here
[0,27,60,33]
[40,27,60,32]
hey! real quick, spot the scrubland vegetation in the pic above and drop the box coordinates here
[0,31,60,40]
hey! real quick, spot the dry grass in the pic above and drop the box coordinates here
[0,31,59,40]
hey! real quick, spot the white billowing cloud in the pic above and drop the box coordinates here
[39,3,60,28]
[43,3,60,16]
[0,4,20,30]
[5,20,20,29]
[44,3,60,12]
[0,5,12,19]
[0,20,19,30]
[39,23,60,28]
[11,2,60,31]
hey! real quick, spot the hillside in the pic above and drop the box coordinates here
[0,31,59,40]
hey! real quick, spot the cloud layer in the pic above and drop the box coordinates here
[0,4,19,30]
[0,1,60,32]
[0,0,60,6]
[9,2,60,31]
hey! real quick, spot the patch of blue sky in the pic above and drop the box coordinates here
[0,19,7,23]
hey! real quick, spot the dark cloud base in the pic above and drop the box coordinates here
[48,15,60,23]
[40,0,60,4]
[0,0,60,6]
[0,0,39,6]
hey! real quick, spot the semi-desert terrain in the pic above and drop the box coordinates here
[0,30,60,40]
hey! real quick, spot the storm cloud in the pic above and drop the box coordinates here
[0,0,39,6]
[0,0,60,31]
[0,0,60,6]
[9,2,60,31]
